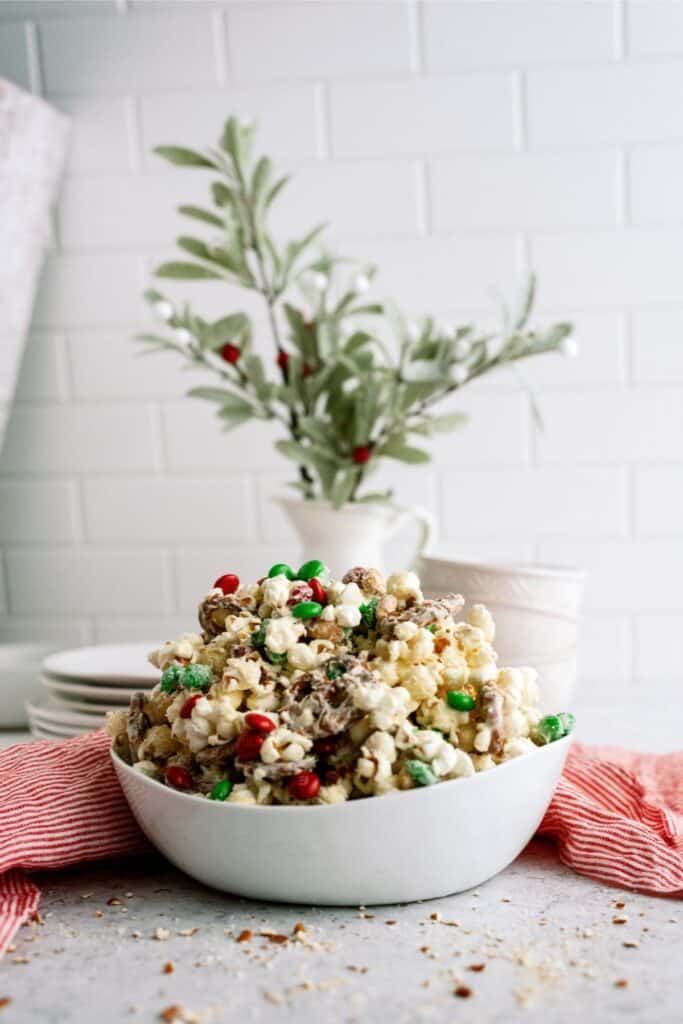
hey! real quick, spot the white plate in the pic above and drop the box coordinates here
[41,675,142,704]
[27,700,107,729]
[45,694,124,715]
[29,725,66,742]
[113,735,572,905]
[42,644,160,686]
[27,715,87,738]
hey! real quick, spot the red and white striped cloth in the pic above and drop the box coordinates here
[0,731,680,955]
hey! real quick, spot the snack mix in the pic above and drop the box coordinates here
[109,561,574,805]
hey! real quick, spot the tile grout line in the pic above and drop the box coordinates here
[313,82,331,161]
[24,21,44,97]
[212,5,229,87]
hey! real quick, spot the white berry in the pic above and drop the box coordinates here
[559,337,579,358]
[310,271,328,291]
[353,273,371,294]
[406,320,421,342]
[175,327,192,345]
[453,338,471,359]
[451,365,468,385]
[153,300,174,322]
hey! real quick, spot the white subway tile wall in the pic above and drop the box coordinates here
[0,0,682,708]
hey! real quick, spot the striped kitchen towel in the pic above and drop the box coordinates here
[0,732,681,955]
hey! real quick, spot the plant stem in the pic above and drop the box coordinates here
[232,162,315,499]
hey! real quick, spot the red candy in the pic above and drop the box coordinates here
[220,343,241,364]
[166,765,193,790]
[180,694,202,719]
[214,573,240,595]
[351,445,371,465]
[288,771,321,801]
[235,730,265,760]
[244,712,276,734]
[308,577,326,604]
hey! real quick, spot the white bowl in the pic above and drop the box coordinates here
[0,644,55,727]
[112,736,571,905]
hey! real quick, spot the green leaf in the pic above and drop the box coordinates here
[187,386,237,402]
[154,146,216,169]
[250,156,273,207]
[265,175,290,209]
[330,468,358,509]
[403,359,444,382]
[410,412,468,435]
[379,441,431,464]
[514,273,536,330]
[178,204,224,228]
[357,491,393,504]
[275,439,316,466]
[177,236,210,260]
[155,262,223,281]
[211,181,237,208]
[205,313,251,349]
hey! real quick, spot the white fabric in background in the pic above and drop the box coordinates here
[0,79,69,451]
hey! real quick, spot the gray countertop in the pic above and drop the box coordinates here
[1,842,680,1024]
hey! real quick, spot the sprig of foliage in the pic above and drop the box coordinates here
[139,117,574,507]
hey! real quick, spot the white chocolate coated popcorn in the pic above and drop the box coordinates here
[108,563,568,806]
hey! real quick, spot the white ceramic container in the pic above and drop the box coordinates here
[277,497,435,578]
[0,643,56,727]
[416,555,584,711]
[112,736,571,906]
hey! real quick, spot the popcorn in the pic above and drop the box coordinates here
[108,561,574,805]
[261,574,292,609]
[265,617,304,654]
[387,570,422,603]
[335,604,362,628]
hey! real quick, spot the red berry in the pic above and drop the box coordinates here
[166,765,193,790]
[235,730,265,761]
[351,445,371,465]
[244,712,276,734]
[308,577,326,604]
[288,771,321,801]
[180,694,202,720]
[277,349,289,372]
[220,343,241,364]
[214,573,240,595]
[302,362,314,378]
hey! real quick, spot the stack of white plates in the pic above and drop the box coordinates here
[28,644,160,740]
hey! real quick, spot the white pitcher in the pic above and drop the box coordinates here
[276,498,435,578]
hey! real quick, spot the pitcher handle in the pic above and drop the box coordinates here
[391,504,436,570]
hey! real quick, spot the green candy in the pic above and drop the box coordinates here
[406,759,437,787]
[160,663,183,693]
[326,660,345,680]
[251,622,268,648]
[446,690,475,712]
[292,600,323,620]
[359,597,379,629]
[182,663,212,690]
[536,712,575,745]
[268,563,295,580]
[160,662,212,693]
[426,624,437,634]
[265,649,287,665]
[209,779,232,801]
[297,559,328,581]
